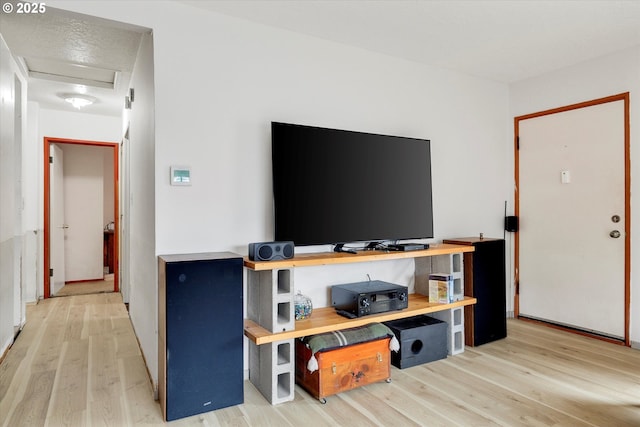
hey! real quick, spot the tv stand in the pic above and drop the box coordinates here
[244,243,476,405]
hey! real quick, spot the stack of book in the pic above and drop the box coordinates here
[428,273,454,303]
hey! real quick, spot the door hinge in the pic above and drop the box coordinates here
[515,280,519,294]
[516,136,520,150]
[49,268,53,277]
[49,156,53,163]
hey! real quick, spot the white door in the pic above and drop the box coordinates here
[50,144,66,296]
[518,99,626,339]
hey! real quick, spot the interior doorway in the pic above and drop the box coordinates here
[43,137,119,298]
[514,93,630,345]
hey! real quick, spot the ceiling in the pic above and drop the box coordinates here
[2,1,640,116]
[0,7,147,116]
[184,0,640,83]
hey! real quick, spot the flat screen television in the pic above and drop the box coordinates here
[271,122,433,247]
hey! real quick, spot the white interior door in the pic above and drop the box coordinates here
[50,144,66,296]
[518,99,626,339]
[62,145,104,282]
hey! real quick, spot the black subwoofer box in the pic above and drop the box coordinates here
[384,315,447,369]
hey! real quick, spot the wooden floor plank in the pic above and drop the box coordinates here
[47,339,89,423]
[88,334,121,403]
[0,300,52,425]
[388,366,501,425]
[0,343,27,407]
[235,381,290,426]
[31,300,69,375]
[118,355,164,425]
[87,394,124,426]
[414,360,593,426]
[55,278,113,297]
[62,304,86,342]
[358,374,472,426]
[112,318,140,359]
[337,386,421,427]
[293,385,384,427]
[451,347,635,426]
[507,322,640,375]
[6,370,56,427]
[484,337,640,398]
[464,341,640,424]
[272,395,335,427]
[44,409,86,427]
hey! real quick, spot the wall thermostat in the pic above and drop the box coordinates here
[171,166,191,186]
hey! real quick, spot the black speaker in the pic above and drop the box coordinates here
[248,241,294,261]
[505,216,519,232]
[384,315,447,369]
[159,253,244,421]
[444,237,507,347]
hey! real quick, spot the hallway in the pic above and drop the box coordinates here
[0,293,158,425]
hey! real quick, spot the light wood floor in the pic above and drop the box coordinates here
[54,276,114,297]
[1,293,639,426]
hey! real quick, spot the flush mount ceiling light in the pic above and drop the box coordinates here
[63,93,97,109]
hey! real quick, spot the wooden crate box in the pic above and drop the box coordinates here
[295,323,396,403]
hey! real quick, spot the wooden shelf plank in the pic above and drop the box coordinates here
[244,243,474,270]
[244,295,477,345]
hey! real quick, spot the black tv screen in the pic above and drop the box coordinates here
[272,122,434,246]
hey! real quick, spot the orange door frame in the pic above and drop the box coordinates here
[513,93,630,346]
[43,137,120,298]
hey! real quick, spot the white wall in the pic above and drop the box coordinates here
[510,46,640,347]
[38,109,122,143]
[24,102,40,303]
[49,1,510,389]
[120,29,156,381]
[0,34,27,357]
